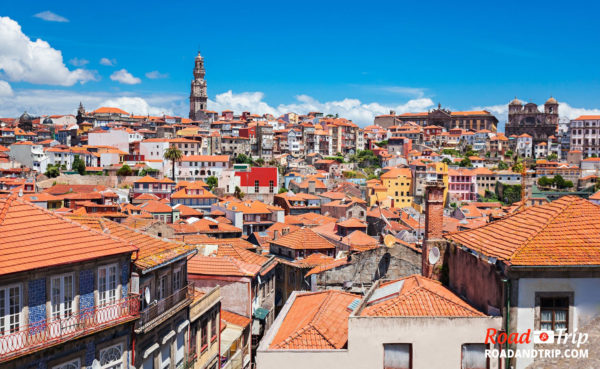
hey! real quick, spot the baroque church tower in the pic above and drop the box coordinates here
[189,51,208,121]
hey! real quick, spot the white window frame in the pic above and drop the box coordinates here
[51,273,75,320]
[98,264,118,306]
[173,267,183,292]
[99,343,124,369]
[0,284,22,334]
[157,274,168,301]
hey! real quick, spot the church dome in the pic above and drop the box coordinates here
[19,111,32,123]
[545,96,558,105]
[509,97,522,106]
[43,116,53,125]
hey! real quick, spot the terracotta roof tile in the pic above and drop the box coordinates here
[271,227,336,251]
[0,195,136,275]
[269,290,359,350]
[445,196,600,266]
[360,275,485,317]
[221,309,251,328]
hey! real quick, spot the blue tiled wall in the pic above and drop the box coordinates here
[85,341,95,368]
[121,262,129,298]
[79,269,94,312]
[28,278,46,328]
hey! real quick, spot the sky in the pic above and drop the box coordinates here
[2,0,600,129]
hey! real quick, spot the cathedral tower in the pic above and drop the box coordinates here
[189,51,208,121]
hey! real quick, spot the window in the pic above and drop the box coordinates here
[201,320,208,349]
[540,297,569,331]
[160,343,170,369]
[176,330,185,366]
[52,358,81,369]
[158,275,168,301]
[100,343,123,369]
[255,180,260,193]
[0,284,22,334]
[269,180,274,193]
[384,343,411,369]
[461,344,488,369]
[211,311,217,339]
[98,265,118,306]
[51,274,74,319]
[173,268,183,292]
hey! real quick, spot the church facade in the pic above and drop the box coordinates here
[189,51,208,121]
[505,97,558,145]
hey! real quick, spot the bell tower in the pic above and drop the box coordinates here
[189,51,208,121]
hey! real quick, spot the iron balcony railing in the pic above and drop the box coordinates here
[137,284,193,331]
[0,296,139,363]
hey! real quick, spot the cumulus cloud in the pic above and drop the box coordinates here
[145,70,168,79]
[99,57,116,66]
[0,88,181,117]
[110,69,141,85]
[0,81,13,97]
[208,90,434,126]
[69,57,89,67]
[0,17,96,86]
[33,11,69,23]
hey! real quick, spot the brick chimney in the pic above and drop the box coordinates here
[422,181,445,279]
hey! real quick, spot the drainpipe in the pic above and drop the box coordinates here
[503,278,511,369]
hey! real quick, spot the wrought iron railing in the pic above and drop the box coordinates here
[137,284,193,329]
[0,296,139,362]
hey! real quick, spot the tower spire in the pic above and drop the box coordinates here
[189,51,208,121]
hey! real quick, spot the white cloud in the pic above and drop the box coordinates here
[99,57,116,66]
[0,16,96,86]
[33,11,69,23]
[99,97,172,115]
[377,86,426,98]
[208,90,434,126]
[0,80,13,97]
[110,69,141,85]
[0,88,182,117]
[145,70,168,79]
[69,57,89,67]
[558,102,600,120]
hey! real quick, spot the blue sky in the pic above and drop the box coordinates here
[1,0,600,127]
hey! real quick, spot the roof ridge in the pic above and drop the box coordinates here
[0,193,17,225]
[417,285,484,316]
[509,198,577,262]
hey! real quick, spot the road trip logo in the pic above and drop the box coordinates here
[484,328,589,359]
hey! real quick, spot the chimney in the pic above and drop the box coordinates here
[422,181,445,279]
[273,230,279,240]
[282,227,290,236]
[308,180,316,194]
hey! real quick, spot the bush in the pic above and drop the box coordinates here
[72,155,86,175]
[117,164,133,176]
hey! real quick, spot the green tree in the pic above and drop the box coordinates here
[278,187,288,194]
[442,157,452,165]
[235,154,253,164]
[117,164,133,176]
[255,158,265,167]
[512,161,524,173]
[350,150,380,168]
[45,165,60,178]
[138,168,159,176]
[163,144,183,181]
[72,155,86,175]
[505,150,514,157]
[459,158,473,167]
[374,140,388,147]
[497,161,509,170]
[547,153,558,161]
[206,176,218,190]
[538,176,552,187]
[234,186,245,200]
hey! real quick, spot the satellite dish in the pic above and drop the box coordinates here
[144,287,151,304]
[428,247,440,265]
[384,234,396,248]
[92,360,101,369]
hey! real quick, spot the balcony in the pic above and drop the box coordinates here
[0,296,139,363]
[135,284,194,334]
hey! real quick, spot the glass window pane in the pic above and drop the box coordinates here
[384,343,410,369]
[555,310,567,322]
[462,344,486,369]
[540,310,552,322]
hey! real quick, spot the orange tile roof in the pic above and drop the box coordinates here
[305,258,349,276]
[181,155,229,162]
[187,255,260,277]
[336,218,367,228]
[221,309,251,328]
[135,175,175,184]
[360,275,485,317]
[381,167,412,179]
[445,196,600,266]
[271,227,336,251]
[94,107,129,115]
[0,194,136,275]
[140,200,173,213]
[67,216,195,270]
[177,234,255,249]
[269,290,359,350]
